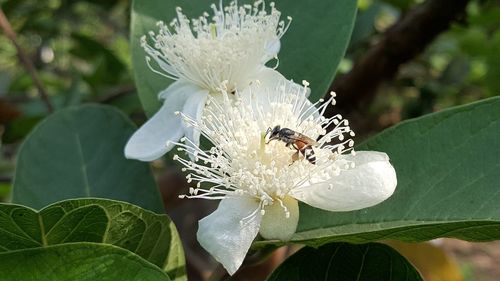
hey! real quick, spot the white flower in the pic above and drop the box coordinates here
[174,82,397,275]
[125,0,292,161]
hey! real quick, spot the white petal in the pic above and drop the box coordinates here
[157,79,193,100]
[259,196,299,241]
[237,68,312,120]
[197,197,261,275]
[233,68,285,115]
[182,89,209,149]
[253,67,286,89]
[263,40,280,62]
[124,81,201,161]
[291,151,397,211]
[250,68,311,99]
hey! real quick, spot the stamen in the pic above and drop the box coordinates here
[141,0,288,91]
[172,80,357,215]
[240,200,265,226]
[276,198,290,218]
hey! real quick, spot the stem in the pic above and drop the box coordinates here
[208,263,229,281]
[325,0,469,117]
[208,245,280,281]
[0,8,54,113]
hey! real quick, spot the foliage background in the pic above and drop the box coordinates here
[0,0,499,280]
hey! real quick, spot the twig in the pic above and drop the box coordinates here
[324,0,469,117]
[208,263,229,281]
[98,84,136,103]
[0,176,11,183]
[0,8,54,113]
[207,246,279,281]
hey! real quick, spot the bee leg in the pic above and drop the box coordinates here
[291,142,300,151]
[289,151,300,166]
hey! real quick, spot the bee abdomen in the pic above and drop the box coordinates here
[302,147,316,165]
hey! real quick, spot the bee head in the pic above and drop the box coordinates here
[266,125,281,142]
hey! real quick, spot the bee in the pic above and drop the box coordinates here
[266,125,318,164]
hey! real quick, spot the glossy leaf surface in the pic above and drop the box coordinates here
[13,104,164,213]
[0,198,185,281]
[0,243,171,281]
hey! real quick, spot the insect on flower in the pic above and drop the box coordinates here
[172,80,397,275]
[266,125,318,164]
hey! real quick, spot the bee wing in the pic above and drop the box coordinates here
[290,133,319,146]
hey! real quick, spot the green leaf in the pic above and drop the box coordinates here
[0,198,186,281]
[12,104,164,213]
[0,243,170,281]
[277,0,357,101]
[267,243,422,281]
[255,96,500,248]
[130,0,168,116]
[131,0,357,115]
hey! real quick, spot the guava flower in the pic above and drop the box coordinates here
[174,82,397,274]
[125,0,291,161]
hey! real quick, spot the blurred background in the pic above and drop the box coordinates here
[0,0,499,280]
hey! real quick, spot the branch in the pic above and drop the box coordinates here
[0,176,11,183]
[325,0,469,117]
[0,8,54,113]
[98,84,136,104]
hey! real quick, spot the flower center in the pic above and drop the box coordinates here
[175,82,356,211]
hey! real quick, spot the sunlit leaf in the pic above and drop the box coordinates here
[0,243,170,281]
[0,198,186,281]
[254,96,500,247]
[386,241,463,281]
